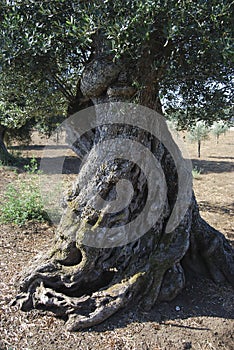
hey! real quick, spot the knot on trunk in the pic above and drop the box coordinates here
[80,59,120,98]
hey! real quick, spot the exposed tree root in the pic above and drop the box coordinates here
[14,195,234,331]
[183,202,234,285]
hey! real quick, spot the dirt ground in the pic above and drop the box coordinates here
[0,130,233,350]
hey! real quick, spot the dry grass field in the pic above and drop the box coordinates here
[0,129,233,350]
[186,130,233,244]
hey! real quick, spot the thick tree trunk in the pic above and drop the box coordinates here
[14,57,234,331]
[0,126,11,163]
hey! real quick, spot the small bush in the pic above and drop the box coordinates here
[24,156,40,174]
[192,166,202,179]
[0,176,49,226]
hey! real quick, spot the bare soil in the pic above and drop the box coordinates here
[0,130,233,350]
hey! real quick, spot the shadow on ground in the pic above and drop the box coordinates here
[209,156,234,160]
[9,144,69,151]
[192,159,234,174]
[12,156,82,175]
[198,201,234,216]
[37,156,81,174]
[82,275,234,333]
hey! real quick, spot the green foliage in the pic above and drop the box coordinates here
[0,0,233,129]
[192,166,202,180]
[0,182,48,225]
[0,163,49,225]
[0,68,67,142]
[23,156,40,174]
[188,121,210,157]
[211,121,229,143]
[188,122,210,143]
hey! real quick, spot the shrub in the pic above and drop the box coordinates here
[192,166,202,180]
[0,166,49,225]
[0,182,48,225]
[23,156,40,174]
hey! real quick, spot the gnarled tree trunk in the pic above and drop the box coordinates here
[14,55,234,331]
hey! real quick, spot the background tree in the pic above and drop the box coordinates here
[1,0,233,330]
[211,121,230,144]
[188,121,210,158]
[0,67,67,163]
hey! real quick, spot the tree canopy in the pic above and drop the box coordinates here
[0,67,66,138]
[0,0,233,128]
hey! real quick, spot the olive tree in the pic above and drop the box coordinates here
[1,0,233,330]
[212,121,230,144]
[0,62,67,163]
[188,121,210,158]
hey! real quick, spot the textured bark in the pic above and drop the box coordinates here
[14,56,234,331]
[0,126,11,163]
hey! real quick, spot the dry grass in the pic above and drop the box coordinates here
[185,129,234,243]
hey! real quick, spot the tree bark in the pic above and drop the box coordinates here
[14,56,234,331]
[0,126,11,163]
[198,140,201,158]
